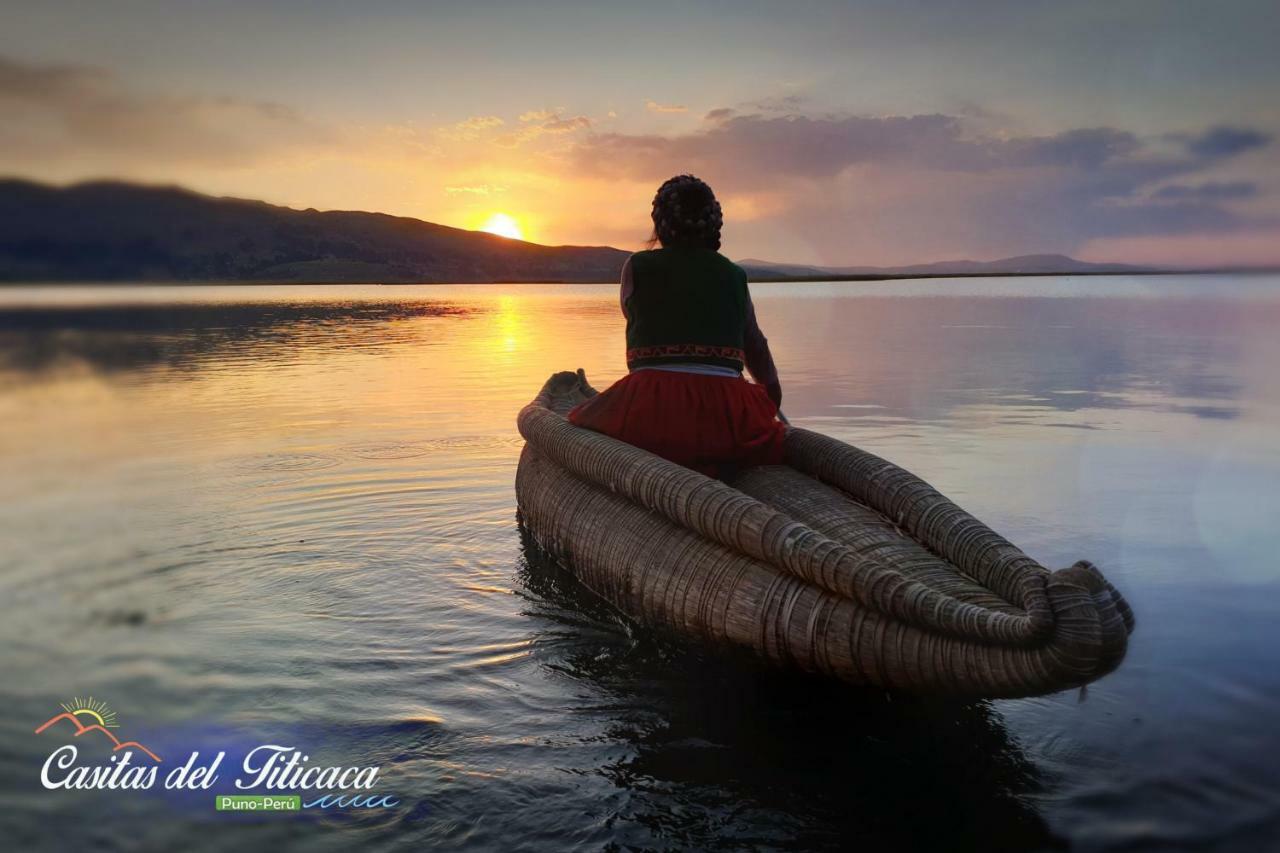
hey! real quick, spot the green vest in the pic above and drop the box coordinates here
[624,248,749,371]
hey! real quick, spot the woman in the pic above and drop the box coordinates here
[569,174,786,478]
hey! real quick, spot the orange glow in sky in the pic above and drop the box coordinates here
[2,3,1277,267]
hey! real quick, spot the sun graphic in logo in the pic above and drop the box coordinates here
[60,696,119,729]
[36,695,160,761]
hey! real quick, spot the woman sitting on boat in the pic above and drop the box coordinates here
[569,174,786,477]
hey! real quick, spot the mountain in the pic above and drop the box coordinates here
[34,711,161,762]
[0,179,1168,284]
[0,179,629,283]
[735,259,831,277]
[737,254,1155,279]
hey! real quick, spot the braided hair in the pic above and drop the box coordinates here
[649,174,723,251]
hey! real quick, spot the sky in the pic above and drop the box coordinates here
[2,0,1278,266]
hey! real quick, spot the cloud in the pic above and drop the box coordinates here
[445,184,508,195]
[575,114,1232,185]
[1153,181,1259,201]
[0,54,99,96]
[436,114,507,141]
[645,100,688,114]
[569,108,1275,261]
[576,113,1021,181]
[1182,126,1272,159]
[1002,127,1142,168]
[746,94,807,113]
[2,48,1274,266]
[542,115,591,133]
[0,55,325,169]
[496,111,591,147]
[446,109,592,147]
[456,115,504,130]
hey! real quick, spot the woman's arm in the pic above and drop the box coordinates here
[618,256,634,319]
[743,294,782,407]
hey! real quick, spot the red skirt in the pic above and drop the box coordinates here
[567,370,786,477]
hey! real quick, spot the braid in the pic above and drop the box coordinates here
[650,174,723,251]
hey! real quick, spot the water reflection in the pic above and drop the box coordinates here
[518,529,1059,850]
[1,278,1277,851]
[766,294,1261,424]
[0,301,473,375]
[3,286,1266,431]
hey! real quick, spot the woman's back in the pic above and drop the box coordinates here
[625,247,749,372]
[568,174,785,478]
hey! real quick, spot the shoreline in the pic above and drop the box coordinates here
[2,268,1279,288]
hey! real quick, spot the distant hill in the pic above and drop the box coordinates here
[0,179,1174,284]
[737,254,1156,279]
[0,179,629,283]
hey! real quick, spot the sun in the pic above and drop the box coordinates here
[61,696,119,728]
[479,212,524,241]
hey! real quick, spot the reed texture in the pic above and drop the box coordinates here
[516,370,1134,697]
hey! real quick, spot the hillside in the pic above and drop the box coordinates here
[0,180,629,283]
[0,179,1177,285]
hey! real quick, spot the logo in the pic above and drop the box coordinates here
[35,696,161,762]
[32,697,400,812]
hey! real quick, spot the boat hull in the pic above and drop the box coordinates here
[516,370,1133,698]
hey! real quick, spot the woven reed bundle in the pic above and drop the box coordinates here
[516,370,1134,697]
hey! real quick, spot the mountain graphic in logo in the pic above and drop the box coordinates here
[34,696,161,762]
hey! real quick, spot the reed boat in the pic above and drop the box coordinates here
[515,370,1134,698]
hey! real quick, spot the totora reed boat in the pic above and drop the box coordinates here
[515,370,1134,698]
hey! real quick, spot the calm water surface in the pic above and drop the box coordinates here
[1,276,1277,851]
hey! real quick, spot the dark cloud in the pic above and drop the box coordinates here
[1077,198,1241,237]
[1183,126,1272,159]
[575,113,988,180]
[0,55,322,168]
[0,55,99,97]
[1154,181,1259,201]
[571,109,1274,259]
[704,108,735,122]
[572,111,1260,195]
[1002,128,1142,168]
[747,94,808,113]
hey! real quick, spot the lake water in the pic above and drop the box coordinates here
[1,276,1277,851]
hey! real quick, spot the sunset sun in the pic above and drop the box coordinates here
[479,213,523,241]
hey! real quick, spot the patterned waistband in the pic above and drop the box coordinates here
[626,344,746,363]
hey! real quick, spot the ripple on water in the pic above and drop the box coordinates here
[7,279,1280,851]
[341,435,523,459]
[225,452,343,473]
